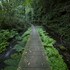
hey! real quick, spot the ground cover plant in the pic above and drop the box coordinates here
[38,27,68,70]
[2,28,31,70]
[0,30,18,54]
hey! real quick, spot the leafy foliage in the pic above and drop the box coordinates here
[38,27,68,70]
[14,28,31,52]
[46,47,68,70]
[38,28,56,47]
[33,0,70,45]
[0,0,30,30]
[4,53,21,70]
[13,44,24,52]
[3,28,31,70]
[0,30,18,53]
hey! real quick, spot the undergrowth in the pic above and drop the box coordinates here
[2,28,31,70]
[38,27,68,70]
[0,30,18,54]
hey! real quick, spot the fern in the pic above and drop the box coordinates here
[13,44,24,52]
[0,30,18,54]
[4,53,21,70]
[38,27,68,70]
[3,28,31,70]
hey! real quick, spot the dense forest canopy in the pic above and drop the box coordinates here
[32,0,70,46]
[0,0,70,43]
[0,0,32,30]
[0,0,70,70]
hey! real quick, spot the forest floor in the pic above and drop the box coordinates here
[17,26,51,70]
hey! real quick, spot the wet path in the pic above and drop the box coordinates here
[17,26,51,70]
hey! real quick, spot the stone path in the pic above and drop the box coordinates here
[17,26,51,70]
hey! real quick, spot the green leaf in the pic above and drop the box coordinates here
[13,44,24,52]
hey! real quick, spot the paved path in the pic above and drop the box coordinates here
[17,26,51,70]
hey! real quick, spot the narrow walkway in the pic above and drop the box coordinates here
[17,26,51,70]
